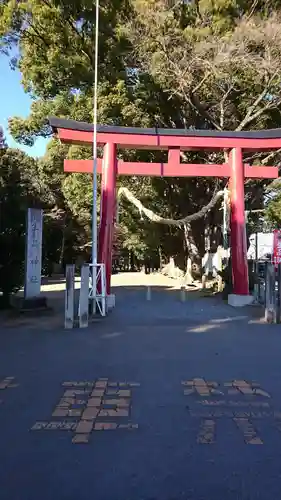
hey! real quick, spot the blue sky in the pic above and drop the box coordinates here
[0,54,48,157]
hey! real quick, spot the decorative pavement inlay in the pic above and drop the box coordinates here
[31,378,139,444]
[182,378,280,445]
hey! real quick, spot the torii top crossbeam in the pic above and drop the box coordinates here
[50,116,281,151]
[49,116,280,305]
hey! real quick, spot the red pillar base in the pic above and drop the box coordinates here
[229,147,249,296]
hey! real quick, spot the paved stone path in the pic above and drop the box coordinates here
[0,272,280,500]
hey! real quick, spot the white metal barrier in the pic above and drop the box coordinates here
[65,262,107,330]
[89,263,106,317]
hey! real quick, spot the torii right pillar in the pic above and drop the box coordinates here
[228,147,253,307]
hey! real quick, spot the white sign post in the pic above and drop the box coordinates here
[24,208,43,299]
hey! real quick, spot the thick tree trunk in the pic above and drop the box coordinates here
[183,223,199,284]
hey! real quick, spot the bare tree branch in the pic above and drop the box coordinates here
[220,86,233,129]
[235,72,277,131]
[238,99,281,132]
[188,92,222,130]
[261,148,281,165]
[246,0,260,20]
[194,0,203,22]
[191,71,211,95]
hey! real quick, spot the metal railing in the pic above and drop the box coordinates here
[65,262,107,329]
[89,263,106,317]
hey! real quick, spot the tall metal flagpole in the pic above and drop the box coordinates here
[91,0,99,310]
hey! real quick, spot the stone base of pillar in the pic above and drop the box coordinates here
[228,294,253,307]
[11,295,49,313]
[107,294,116,311]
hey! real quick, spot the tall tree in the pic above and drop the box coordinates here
[0,148,39,306]
[1,0,281,272]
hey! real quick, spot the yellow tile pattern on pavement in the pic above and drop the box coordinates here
[234,418,263,445]
[11,375,281,446]
[183,378,275,445]
[31,379,139,444]
[197,419,216,444]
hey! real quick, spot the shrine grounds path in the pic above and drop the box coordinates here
[0,272,281,500]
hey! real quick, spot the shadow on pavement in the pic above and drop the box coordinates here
[0,272,265,331]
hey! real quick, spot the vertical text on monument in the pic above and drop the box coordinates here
[25,208,43,299]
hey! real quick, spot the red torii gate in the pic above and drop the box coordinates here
[49,117,279,305]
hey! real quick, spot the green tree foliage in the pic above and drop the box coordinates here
[0,147,39,305]
[36,140,95,272]
[264,179,281,230]
[129,0,281,133]
[1,0,281,271]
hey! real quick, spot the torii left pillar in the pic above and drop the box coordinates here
[228,147,252,307]
[98,142,117,306]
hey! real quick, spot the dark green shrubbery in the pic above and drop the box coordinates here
[0,148,38,308]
